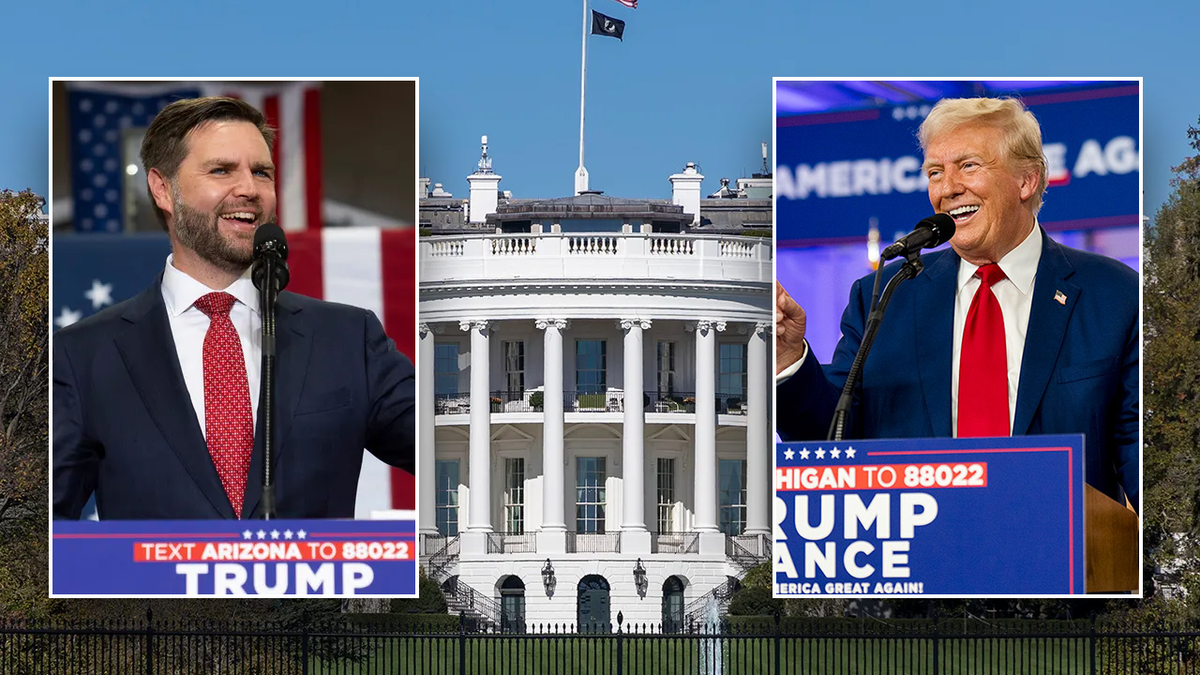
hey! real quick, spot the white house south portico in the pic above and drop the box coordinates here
[419,140,773,631]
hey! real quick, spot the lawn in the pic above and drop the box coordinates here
[304,634,1127,675]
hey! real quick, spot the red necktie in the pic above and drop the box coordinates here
[958,264,1010,438]
[194,292,254,517]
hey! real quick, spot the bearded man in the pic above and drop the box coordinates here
[53,97,415,520]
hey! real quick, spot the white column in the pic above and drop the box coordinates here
[744,322,770,538]
[537,319,568,554]
[692,320,725,538]
[418,323,438,540]
[620,319,651,554]
[462,319,493,534]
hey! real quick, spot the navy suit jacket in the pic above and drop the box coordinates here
[778,229,1140,511]
[53,279,416,520]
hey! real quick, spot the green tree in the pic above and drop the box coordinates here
[1142,115,1200,619]
[0,189,49,619]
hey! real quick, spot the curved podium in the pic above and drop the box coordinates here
[1085,484,1138,593]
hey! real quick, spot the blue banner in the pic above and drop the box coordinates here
[774,435,1085,596]
[776,82,1139,245]
[53,519,417,596]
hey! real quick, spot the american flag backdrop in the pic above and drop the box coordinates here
[52,228,417,516]
[68,81,322,233]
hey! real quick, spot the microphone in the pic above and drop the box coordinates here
[252,223,290,293]
[880,214,956,262]
[252,223,288,520]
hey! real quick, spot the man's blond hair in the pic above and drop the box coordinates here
[918,97,1049,214]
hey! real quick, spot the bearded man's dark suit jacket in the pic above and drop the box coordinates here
[777,228,1140,511]
[53,278,416,520]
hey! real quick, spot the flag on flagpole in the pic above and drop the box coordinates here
[611,0,637,8]
[53,227,416,516]
[67,81,323,233]
[591,10,626,40]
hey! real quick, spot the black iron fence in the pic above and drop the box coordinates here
[566,530,621,553]
[433,391,751,416]
[3,612,1198,674]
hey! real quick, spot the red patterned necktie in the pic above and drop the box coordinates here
[194,292,254,518]
[958,264,1010,438]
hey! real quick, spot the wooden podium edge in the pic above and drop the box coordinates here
[1084,484,1138,593]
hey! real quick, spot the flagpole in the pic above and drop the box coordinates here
[575,0,589,195]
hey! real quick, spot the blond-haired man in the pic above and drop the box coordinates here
[776,97,1139,510]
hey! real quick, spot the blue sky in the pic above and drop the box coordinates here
[2,1,1197,221]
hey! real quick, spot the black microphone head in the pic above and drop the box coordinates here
[920,213,956,248]
[253,222,289,261]
[252,223,290,293]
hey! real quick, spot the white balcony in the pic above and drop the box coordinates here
[422,233,770,285]
[420,233,772,323]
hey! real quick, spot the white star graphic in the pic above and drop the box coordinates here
[799,448,810,460]
[831,447,841,459]
[270,529,280,540]
[284,530,294,540]
[55,307,83,329]
[815,448,826,459]
[846,447,856,459]
[783,448,795,461]
[256,530,266,540]
[297,529,307,540]
[84,279,114,309]
[242,530,253,540]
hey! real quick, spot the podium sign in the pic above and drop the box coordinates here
[774,435,1085,596]
[52,519,417,597]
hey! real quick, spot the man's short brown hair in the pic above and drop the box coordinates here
[139,97,275,230]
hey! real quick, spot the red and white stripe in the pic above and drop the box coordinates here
[205,82,323,232]
[611,0,637,8]
[287,227,417,517]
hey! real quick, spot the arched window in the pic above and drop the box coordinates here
[500,576,526,633]
[576,575,611,633]
[662,576,685,633]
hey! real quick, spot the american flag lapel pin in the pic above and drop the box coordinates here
[1054,290,1067,305]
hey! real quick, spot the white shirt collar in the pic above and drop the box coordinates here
[161,254,260,318]
[955,223,1042,296]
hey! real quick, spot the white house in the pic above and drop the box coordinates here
[417,140,773,631]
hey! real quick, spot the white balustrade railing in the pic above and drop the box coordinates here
[567,235,619,255]
[719,239,755,258]
[649,236,695,256]
[491,236,537,256]
[421,233,771,285]
[430,239,465,257]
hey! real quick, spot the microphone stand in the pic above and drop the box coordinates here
[256,255,285,520]
[827,249,925,442]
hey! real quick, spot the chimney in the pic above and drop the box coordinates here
[669,162,704,227]
[467,135,502,224]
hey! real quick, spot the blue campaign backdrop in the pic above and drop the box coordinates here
[775,80,1141,365]
[776,81,1139,245]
